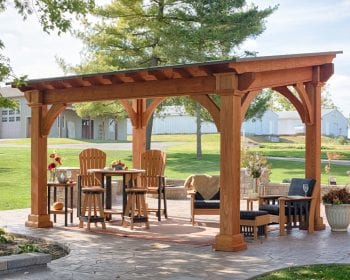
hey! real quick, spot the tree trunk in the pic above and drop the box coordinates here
[196,103,202,160]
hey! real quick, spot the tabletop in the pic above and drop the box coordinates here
[47,181,76,187]
[87,168,145,175]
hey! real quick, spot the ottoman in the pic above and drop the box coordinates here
[240,210,269,240]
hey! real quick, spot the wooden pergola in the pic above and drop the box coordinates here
[16,51,341,251]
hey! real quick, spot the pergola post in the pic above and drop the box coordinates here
[25,91,52,228]
[214,74,247,251]
[305,68,325,231]
[132,99,147,168]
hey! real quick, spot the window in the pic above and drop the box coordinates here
[2,117,7,122]
[8,110,15,115]
[9,117,15,122]
[1,110,8,116]
[16,116,20,122]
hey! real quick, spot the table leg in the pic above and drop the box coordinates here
[64,186,68,226]
[122,174,127,215]
[53,187,57,223]
[106,176,112,210]
[47,185,51,217]
[70,186,73,223]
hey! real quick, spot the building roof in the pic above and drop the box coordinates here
[277,109,345,120]
[0,87,23,98]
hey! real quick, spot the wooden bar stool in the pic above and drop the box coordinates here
[79,187,106,230]
[123,188,149,230]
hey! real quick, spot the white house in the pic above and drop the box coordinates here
[242,110,278,136]
[0,88,127,140]
[277,109,348,137]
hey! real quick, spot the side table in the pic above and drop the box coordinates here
[242,197,259,211]
[47,181,76,226]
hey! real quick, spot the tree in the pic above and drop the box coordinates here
[63,0,276,150]
[74,101,127,140]
[0,0,95,107]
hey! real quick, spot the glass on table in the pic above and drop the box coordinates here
[302,184,309,197]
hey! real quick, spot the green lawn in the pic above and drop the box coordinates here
[256,264,350,279]
[1,134,350,210]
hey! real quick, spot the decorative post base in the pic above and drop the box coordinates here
[314,217,326,231]
[213,233,247,252]
[25,214,53,228]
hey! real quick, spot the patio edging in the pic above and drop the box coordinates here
[0,252,51,275]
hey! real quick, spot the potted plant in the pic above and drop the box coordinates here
[322,188,350,232]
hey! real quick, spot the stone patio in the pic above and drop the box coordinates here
[1,198,350,280]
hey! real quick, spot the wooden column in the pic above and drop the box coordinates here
[214,73,247,251]
[305,70,325,231]
[132,99,147,168]
[25,91,52,228]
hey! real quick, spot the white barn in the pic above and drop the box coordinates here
[127,106,278,136]
[277,109,348,137]
[127,106,218,135]
[0,88,127,140]
[277,111,304,135]
[322,109,348,137]
[242,110,278,136]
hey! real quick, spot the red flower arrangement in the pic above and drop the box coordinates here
[48,151,62,181]
[48,151,62,170]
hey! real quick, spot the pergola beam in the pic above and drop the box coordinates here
[42,76,216,104]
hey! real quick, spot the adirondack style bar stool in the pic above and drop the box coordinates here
[78,148,107,230]
[140,150,168,221]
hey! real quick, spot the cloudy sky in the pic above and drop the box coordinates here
[0,0,349,116]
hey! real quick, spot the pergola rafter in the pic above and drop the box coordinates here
[16,51,341,252]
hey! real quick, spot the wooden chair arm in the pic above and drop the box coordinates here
[279,196,312,202]
[259,194,283,200]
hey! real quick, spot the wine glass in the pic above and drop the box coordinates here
[302,184,309,197]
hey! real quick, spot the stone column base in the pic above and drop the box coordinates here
[25,214,53,228]
[213,233,247,252]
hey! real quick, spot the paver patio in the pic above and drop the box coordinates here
[1,198,349,280]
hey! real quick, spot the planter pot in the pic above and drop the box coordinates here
[324,204,350,232]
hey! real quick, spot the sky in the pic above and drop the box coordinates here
[0,0,349,116]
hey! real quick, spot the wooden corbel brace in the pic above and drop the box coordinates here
[42,103,67,137]
[294,83,314,125]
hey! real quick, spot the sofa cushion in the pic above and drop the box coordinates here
[259,204,279,215]
[288,178,316,197]
[259,203,308,216]
[240,210,268,220]
[194,200,220,209]
[195,191,220,201]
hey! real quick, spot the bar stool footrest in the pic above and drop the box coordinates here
[79,216,105,223]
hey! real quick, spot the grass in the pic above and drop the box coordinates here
[256,264,350,279]
[0,134,350,210]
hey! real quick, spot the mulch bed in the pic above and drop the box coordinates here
[0,234,68,260]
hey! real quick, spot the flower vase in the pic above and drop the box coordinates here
[49,169,57,183]
[250,178,259,198]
